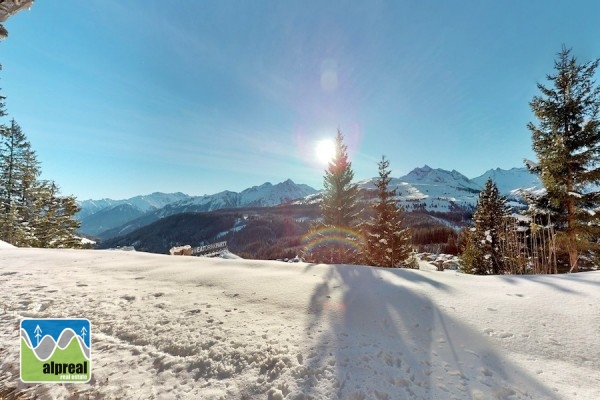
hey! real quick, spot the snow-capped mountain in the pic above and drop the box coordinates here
[77,192,190,220]
[79,180,318,239]
[472,167,542,195]
[168,179,317,213]
[354,165,541,213]
[355,165,481,212]
[79,167,541,239]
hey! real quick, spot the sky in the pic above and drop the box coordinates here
[2,0,600,200]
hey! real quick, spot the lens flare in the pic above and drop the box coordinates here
[302,226,364,256]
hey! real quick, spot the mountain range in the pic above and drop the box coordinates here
[77,166,542,240]
[77,179,318,238]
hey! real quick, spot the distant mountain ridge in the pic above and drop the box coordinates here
[77,179,318,238]
[78,166,542,240]
[77,192,190,220]
[167,179,318,212]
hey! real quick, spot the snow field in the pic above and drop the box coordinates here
[1,248,599,399]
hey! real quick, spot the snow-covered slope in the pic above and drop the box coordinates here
[472,167,542,194]
[357,165,481,212]
[1,249,598,399]
[0,239,15,248]
[353,166,543,213]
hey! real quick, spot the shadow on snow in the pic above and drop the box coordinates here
[299,264,557,399]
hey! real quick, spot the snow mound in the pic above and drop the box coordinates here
[0,239,16,248]
[0,249,598,399]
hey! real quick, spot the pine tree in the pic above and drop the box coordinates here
[0,120,81,247]
[364,156,411,267]
[0,119,36,245]
[303,130,362,264]
[527,46,600,272]
[321,130,361,228]
[460,178,508,274]
[31,181,81,248]
[460,228,484,274]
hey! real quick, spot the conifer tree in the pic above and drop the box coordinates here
[31,181,81,248]
[460,228,484,275]
[0,120,81,247]
[461,178,508,274]
[0,119,35,244]
[321,130,361,228]
[304,130,362,264]
[364,156,411,267]
[527,46,600,272]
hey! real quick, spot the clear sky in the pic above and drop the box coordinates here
[2,1,600,200]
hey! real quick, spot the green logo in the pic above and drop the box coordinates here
[20,318,91,383]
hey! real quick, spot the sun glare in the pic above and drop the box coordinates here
[315,139,336,165]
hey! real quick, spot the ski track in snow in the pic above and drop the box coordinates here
[1,248,599,399]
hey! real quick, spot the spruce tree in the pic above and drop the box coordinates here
[0,120,81,247]
[321,130,361,228]
[304,130,362,264]
[31,181,81,248]
[0,119,36,244]
[461,178,508,274]
[364,156,411,267]
[528,46,600,272]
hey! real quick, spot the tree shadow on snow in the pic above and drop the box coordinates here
[299,264,558,400]
[496,273,597,295]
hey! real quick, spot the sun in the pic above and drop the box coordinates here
[315,139,336,165]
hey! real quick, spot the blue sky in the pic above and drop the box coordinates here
[2,1,600,200]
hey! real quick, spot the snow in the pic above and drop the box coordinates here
[1,248,599,399]
[472,167,542,196]
[0,239,16,248]
[356,166,544,213]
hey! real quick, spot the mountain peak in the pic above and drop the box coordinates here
[398,165,480,193]
[471,167,542,194]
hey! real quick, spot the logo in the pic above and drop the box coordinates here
[20,318,91,383]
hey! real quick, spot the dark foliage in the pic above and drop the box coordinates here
[528,46,600,272]
[98,212,237,254]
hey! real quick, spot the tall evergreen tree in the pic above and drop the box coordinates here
[321,130,361,228]
[461,178,508,274]
[0,120,81,247]
[0,119,36,244]
[303,130,362,264]
[364,156,411,267]
[527,46,600,272]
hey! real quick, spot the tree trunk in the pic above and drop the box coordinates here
[566,186,579,273]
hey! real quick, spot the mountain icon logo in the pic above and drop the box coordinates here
[20,318,91,383]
